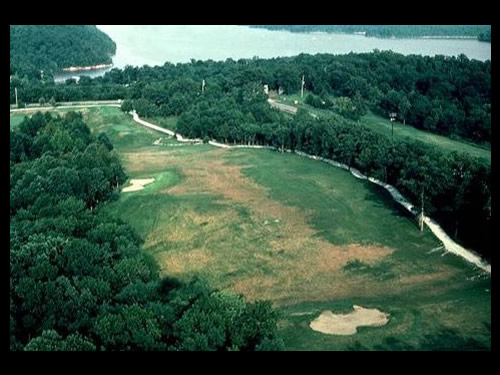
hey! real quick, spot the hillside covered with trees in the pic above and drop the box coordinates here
[12,51,491,143]
[478,30,491,42]
[247,25,491,39]
[8,52,491,259]
[10,112,283,351]
[10,25,116,80]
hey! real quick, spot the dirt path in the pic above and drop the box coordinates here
[130,111,491,274]
[294,152,491,274]
[129,111,492,274]
[11,103,489,274]
[267,98,298,114]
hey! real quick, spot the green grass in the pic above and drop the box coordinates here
[21,106,490,350]
[361,111,491,163]
[83,106,161,151]
[228,149,432,248]
[274,93,491,163]
[279,280,491,351]
[10,114,26,128]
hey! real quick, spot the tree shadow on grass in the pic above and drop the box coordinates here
[347,328,490,351]
[363,182,420,229]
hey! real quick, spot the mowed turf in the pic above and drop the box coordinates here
[360,111,491,163]
[10,113,25,128]
[274,94,491,164]
[25,106,491,350]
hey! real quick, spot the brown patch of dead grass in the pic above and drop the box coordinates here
[158,248,215,275]
[121,147,443,305]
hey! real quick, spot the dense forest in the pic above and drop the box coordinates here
[9,52,491,258]
[478,30,491,42]
[11,51,491,143]
[247,25,491,39]
[10,25,116,80]
[10,113,283,351]
[156,100,491,260]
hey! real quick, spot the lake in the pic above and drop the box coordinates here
[54,25,491,82]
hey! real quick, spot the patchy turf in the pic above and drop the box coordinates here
[274,94,491,164]
[25,106,490,350]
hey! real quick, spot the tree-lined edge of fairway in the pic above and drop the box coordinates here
[128,110,491,275]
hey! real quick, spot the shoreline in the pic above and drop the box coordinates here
[248,27,480,40]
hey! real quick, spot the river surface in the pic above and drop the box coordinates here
[54,25,491,82]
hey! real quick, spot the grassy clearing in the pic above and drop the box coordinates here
[274,94,491,163]
[279,279,491,351]
[10,113,26,128]
[360,111,491,163]
[23,106,490,350]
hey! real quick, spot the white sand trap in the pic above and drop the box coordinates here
[122,178,155,193]
[310,305,389,335]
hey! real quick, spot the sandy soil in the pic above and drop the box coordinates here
[122,178,155,192]
[310,305,389,335]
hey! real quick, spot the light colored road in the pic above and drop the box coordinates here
[10,102,491,274]
[130,110,495,274]
[267,98,298,114]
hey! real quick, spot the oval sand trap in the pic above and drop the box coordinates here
[310,305,389,335]
[122,178,155,192]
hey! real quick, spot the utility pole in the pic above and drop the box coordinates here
[201,79,205,94]
[15,87,18,108]
[301,75,305,98]
[389,112,397,144]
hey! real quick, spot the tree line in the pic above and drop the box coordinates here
[123,84,491,260]
[10,25,116,80]
[165,99,492,258]
[10,112,283,351]
[478,30,491,42]
[8,52,491,258]
[10,51,491,143]
[247,25,491,39]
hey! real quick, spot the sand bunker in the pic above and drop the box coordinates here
[310,305,389,335]
[122,178,155,192]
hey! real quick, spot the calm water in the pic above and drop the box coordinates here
[54,25,491,81]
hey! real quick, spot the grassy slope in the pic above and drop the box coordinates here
[361,111,491,162]
[21,106,490,350]
[274,93,491,164]
[10,114,25,128]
